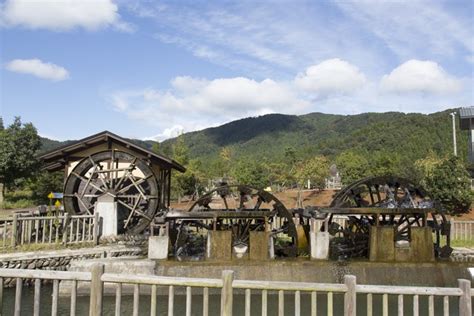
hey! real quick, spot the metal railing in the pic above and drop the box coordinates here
[0,264,471,316]
[0,213,99,249]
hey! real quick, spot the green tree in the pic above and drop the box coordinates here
[369,151,401,177]
[423,156,472,216]
[0,117,41,204]
[151,141,160,154]
[232,159,267,189]
[294,156,330,207]
[29,171,64,204]
[336,151,369,185]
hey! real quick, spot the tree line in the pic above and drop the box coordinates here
[0,117,472,216]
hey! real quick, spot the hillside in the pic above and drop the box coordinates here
[159,109,468,164]
[40,109,468,167]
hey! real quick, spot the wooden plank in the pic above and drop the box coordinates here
[150,285,157,316]
[382,294,388,316]
[0,269,91,281]
[14,278,22,316]
[262,289,268,316]
[186,286,192,316]
[133,284,140,316]
[344,275,356,316]
[203,287,209,316]
[102,274,221,288]
[295,290,301,316]
[0,277,3,313]
[428,295,434,316]
[367,294,372,316]
[70,280,77,316]
[233,280,346,292]
[458,279,472,316]
[11,214,17,248]
[413,295,419,316]
[89,263,104,316]
[356,284,462,296]
[397,294,403,316]
[221,270,233,316]
[52,279,59,316]
[278,290,284,316]
[168,285,174,316]
[33,279,41,316]
[245,289,251,316]
[115,283,122,316]
[327,292,333,316]
[443,295,449,316]
[311,291,317,316]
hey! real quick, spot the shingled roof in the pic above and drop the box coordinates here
[459,107,474,130]
[38,130,186,172]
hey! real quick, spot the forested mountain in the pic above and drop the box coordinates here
[40,108,468,168]
[159,109,468,164]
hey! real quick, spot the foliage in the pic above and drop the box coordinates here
[423,156,472,216]
[29,171,64,204]
[294,156,330,189]
[0,117,41,204]
[231,160,267,189]
[335,151,369,185]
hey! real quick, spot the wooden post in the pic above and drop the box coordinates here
[220,270,234,316]
[14,278,22,316]
[458,279,472,316]
[93,212,100,245]
[89,263,104,316]
[344,275,356,316]
[62,213,70,244]
[11,214,17,248]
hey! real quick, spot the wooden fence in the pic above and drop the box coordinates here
[452,220,474,241]
[0,213,99,249]
[0,264,471,316]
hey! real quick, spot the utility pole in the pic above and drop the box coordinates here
[450,112,457,156]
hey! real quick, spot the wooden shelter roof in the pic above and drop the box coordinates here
[38,130,186,172]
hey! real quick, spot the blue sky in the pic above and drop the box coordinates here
[1,0,473,141]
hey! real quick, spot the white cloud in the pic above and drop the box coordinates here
[5,58,69,81]
[110,60,471,140]
[380,60,462,94]
[0,0,132,31]
[295,59,366,95]
[110,76,311,139]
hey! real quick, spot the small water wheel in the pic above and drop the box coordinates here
[170,185,298,260]
[63,150,160,234]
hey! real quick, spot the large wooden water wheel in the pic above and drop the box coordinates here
[63,150,160,234]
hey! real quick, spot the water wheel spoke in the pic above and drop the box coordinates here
[80,164,98,198]
[72,172,104,193]
[119,198,141,228]
[73,193,93,215]
[116,174,151,195]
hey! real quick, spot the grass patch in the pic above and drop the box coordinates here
[451,239,474,248]
[1,189,36,209]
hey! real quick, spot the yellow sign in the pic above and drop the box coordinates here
[48,192,54,199]
[54,200,61,208]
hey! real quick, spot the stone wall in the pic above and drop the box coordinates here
[0,244,144,287]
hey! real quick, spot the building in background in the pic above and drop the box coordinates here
[459,107,474,189]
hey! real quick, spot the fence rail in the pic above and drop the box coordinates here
[0,265,471,316]
[452,220,474,241]
[0,212,99,249]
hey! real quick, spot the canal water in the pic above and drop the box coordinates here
[1,285,461,315]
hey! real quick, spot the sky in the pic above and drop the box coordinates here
[1,0,473,141]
